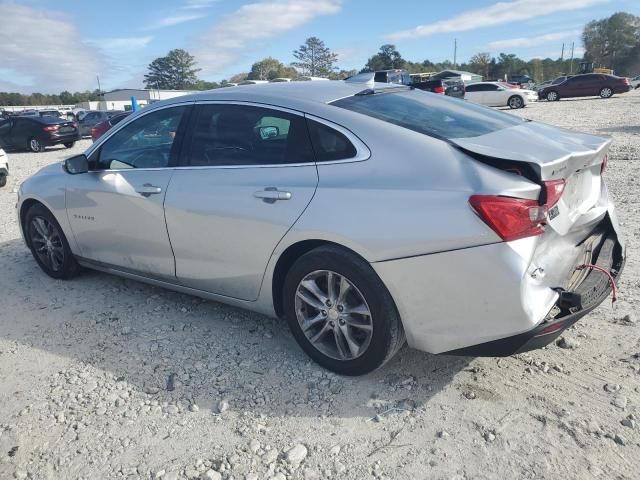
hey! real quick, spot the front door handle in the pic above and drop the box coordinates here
[253,188,292,203]
[136,183,162,197]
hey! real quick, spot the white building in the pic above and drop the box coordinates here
[78,88,196,111]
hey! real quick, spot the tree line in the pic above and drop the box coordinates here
[1,11,637,105]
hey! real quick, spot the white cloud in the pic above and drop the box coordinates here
[0,3,104,93]
[184,0,219,9]
[193,0,341,76]
[146,14,205,30]
[386,0,608,40]
[90,36,153,51]
[488,30,581,50]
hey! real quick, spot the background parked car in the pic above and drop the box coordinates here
[538,73,631,101]
[78,110,124,137]
[0,147,8,187]
[38,110,63,118]
[631,74,640,89]
[412,78,465,98]
[0,115,80,152]
[91,111,132,142]
[465,81,537,108]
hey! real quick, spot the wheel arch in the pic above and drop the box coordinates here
[271,239,373,318]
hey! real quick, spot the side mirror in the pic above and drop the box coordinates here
[258,125,279,140]
[64,154,89,174]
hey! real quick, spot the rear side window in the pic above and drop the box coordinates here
[185,104,314,166]
[331,89,524,139]
[307,119,357,161]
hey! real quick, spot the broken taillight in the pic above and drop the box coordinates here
[542,179,565,207]
[469,195,546,242]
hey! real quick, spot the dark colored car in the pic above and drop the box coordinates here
[538,73,631,101]
[0,115,80,152]
[78,110,124,137]
[412,78,465,98]
[91,111,132,142]
[510,74,534,86]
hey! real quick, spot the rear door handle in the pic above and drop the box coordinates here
[253,188,292,203]
[136,184,162,197]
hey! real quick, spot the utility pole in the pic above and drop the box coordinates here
[569,42,575,74]
[96,75,102,94]
[560,43,565,62]
[453,39,457,68]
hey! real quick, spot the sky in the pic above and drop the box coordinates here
[0,0,638,93]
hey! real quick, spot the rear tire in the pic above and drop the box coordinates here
[508,95,524,109]
[546,91,559,101]
[64,142,75,148]
[0,175,6,187]
[25,203,80,279]
[599,87,613,98]
[282,245,405,376]
[28,137,44,153]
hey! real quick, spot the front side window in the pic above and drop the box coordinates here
[96,106,186,170]
[332,89,525,140]
[185,104,314,166]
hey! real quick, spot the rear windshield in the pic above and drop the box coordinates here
[331,89,525,139]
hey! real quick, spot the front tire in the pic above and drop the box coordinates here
[0,175,6,187]
[546,91,559,101]
[508,95,524,109]
[600,87,613,98]
[25,203,80,279]
[28,137,44,153]
[282,245,405,376]
[64,142,76,148]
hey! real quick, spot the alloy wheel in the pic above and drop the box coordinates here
[29,216,65,271]
[546,91,558,101]
[295,270,373,361]
[509,96,523,109]
[29,138,41,152]
[601,88,613,98]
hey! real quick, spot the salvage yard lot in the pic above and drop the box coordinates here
[1,91,639,479]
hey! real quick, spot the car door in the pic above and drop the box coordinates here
[0,119,11,148]
[65,104,191,278]
[464,84,485,104]
[164,102,319,300]
[483,84,504,106]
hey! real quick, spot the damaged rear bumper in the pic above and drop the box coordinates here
[443,228,625,356]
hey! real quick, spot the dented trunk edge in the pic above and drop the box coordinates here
[442,216,625,357]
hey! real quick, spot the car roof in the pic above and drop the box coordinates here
[159,81,410,110]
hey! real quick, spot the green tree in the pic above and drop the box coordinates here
[583,12,640,74]
[468,52,491,80]
[363,44,405,72]
[248,57,297,80]
[144,49,201,89]
[292,37,338,77]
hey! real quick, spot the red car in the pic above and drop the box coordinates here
[91,111,132,142]
[538,73,631,101]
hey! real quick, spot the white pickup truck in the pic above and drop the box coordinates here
[0,147,8,187]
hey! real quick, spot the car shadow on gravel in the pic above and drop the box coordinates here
[0,238,470,420]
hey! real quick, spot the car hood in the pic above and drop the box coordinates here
[450,121,610,180]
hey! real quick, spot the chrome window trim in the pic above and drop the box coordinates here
[86,100,371,172]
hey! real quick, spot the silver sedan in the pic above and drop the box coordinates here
[17,81,625,375]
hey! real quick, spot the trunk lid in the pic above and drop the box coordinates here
[452,121,610,228]
[451,121,610,181]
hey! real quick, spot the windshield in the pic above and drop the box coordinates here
[331,89,525,139]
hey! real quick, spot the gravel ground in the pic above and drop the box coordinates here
[1,92,639,480]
